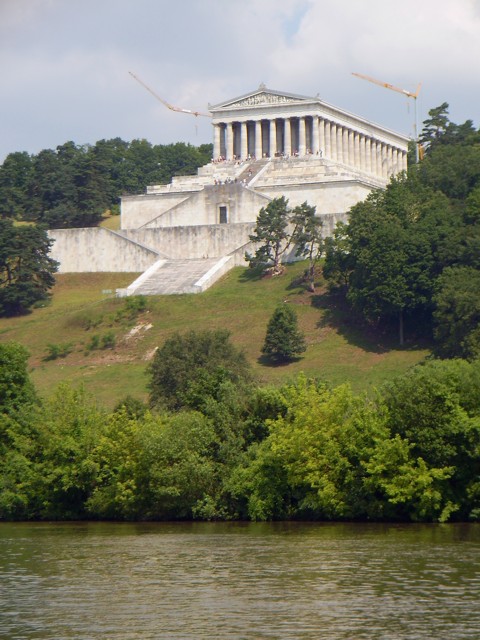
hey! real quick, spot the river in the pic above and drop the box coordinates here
[0,521,479,639]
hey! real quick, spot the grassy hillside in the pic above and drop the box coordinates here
[0,263,430,408]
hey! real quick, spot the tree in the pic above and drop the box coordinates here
[322,222,353,290]
[344,183,433,345]
[0,152,32,220]
[322,173,459,345]
[0,342,36,420]
[148,329,251,410]
[0,220,58,316]
[433,266,480,359]
[419,102,451,151]
[381,359,480,520]
[291,201,324,292]
[246,196,292,274]
[262,304,306,362]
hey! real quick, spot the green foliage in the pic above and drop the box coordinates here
[433,266,480,359]
[291,201,324,292]
[85,331,116,352]
[0,342,36,419]
[324,155,479,346]
[101,331,116,349]
[0,139,212,228]
[114,295,148,324]
[0,219,58,316]
[43,342,74,361]
[246,196,292,273]
[323,222,353,290]
[381,359,480,520]
[148,329,251,411]
[262,304,306,362]
[113,395,148,419]
[123,294,147,314]
[24,384,106,519]
[1,359,479,522]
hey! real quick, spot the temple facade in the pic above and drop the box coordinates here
[210,84,408,180]
[50,86,410,295]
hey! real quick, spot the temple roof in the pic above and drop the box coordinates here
[209,85,318,111]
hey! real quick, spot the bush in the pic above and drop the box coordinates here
[262,304,306,362]
[43,342,74,361]
[148,329,251,410]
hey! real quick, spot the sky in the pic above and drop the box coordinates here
[1,0,480,162]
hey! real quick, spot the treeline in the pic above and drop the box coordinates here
[0,139,212,228]
[324,103,480,357]
[1,336,479,523]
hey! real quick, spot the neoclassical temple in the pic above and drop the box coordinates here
[210,84,408,180]
[50,86,410,295]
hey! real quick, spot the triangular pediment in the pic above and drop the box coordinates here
[210,86,314,111]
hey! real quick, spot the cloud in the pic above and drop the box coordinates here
[0,0,478,161]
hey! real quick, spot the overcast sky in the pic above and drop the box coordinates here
[1,0,479,162]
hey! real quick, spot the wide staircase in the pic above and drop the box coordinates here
[237,158,268,184]
[117,257,232,297]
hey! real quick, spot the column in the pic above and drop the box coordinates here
[387,146,394,176]
[365,137,371,173]
[312,116,320,155]
[330,123,337,161]
[392,148,398,175]
[342,127,349,164]
[370,140,376,176]
[354,132,360,170]
[360,136,366,172]
[240,122,248,159]
[254,120,262,158]
[319,118,325,156]
[335,126,342,163]
[225,123,234,160]
[377,142,384,177]
[348,129,355,168]
[284,118,292,156]
[324,120,331,158]
[269,119,276,157]
[213,124,221,160]
[299,117,306,155]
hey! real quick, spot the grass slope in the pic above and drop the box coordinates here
[0,263,429,408]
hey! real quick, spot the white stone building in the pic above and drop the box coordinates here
[49,86,409,295]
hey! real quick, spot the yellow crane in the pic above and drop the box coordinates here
[129,71,211,118]
[352,72,422,161]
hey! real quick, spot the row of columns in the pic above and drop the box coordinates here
[213,116,407,179]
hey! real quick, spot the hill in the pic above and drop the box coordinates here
[0,262,429,408]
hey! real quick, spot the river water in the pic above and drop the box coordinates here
[0,521,479,639]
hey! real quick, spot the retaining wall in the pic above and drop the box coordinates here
[48,228,160,273]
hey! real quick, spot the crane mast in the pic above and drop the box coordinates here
[352,72,422,162]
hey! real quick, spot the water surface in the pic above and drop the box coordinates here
[1,522,479,639]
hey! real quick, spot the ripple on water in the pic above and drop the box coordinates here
[0,522,479,639]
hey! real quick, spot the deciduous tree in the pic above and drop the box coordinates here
[148,329,251,410]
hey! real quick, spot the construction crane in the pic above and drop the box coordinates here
[129,71,211,118]
[352,72,422,161]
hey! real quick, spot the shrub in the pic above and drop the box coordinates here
[262,304,306,362]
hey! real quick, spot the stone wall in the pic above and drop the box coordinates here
[141,184,270,228]
[121,192,192,229]
[48,228,160,273]
[119,222,256,260]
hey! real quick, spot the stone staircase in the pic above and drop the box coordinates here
[116,256,233,297]
[237,158,268,184]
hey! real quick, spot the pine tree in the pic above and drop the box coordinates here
[262,304,306,362]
